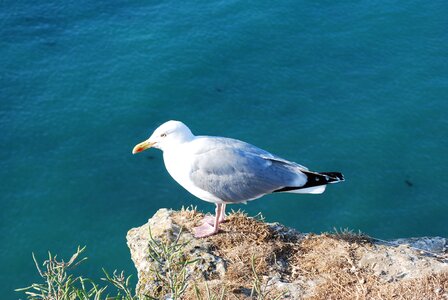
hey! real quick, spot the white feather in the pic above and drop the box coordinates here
[285,185,326,194]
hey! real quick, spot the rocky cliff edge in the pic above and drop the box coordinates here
[127,208,448,299]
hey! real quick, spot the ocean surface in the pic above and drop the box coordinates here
[1,0,447,298]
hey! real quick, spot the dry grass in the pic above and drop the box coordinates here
[377,273,448,300]
[295,234,375,299]
[174,209,298,299]
[173,208,448,300]
[295,233,448,300]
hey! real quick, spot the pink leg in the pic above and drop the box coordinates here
[194,204,222,238]
[220,203,227,222]
[202,203,227,225]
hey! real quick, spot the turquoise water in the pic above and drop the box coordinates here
[1,1,447,298]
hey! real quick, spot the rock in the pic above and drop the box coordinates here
[126,209,225,297]
[127,209,448,299]
[357,243,446,282]
[392,236,448,253]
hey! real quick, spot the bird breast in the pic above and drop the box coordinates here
[163,148,222,203]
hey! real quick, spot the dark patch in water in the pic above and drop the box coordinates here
[405,179,413,187]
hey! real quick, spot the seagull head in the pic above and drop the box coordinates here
[132,120,194,153]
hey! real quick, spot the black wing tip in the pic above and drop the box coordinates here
[273,171,344,193]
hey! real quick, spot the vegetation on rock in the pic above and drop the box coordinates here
[17,208,448,299]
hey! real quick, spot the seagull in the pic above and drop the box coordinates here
[132,120,344,238]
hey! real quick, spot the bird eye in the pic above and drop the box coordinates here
[160,133,167,138]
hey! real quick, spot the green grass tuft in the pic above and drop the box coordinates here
[16,246,139,300]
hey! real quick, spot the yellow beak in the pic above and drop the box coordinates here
[132,140,156,154]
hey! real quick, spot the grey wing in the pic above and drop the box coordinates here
[189,146,307,203]
[259,154,309,171]
[213,137,309,171]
